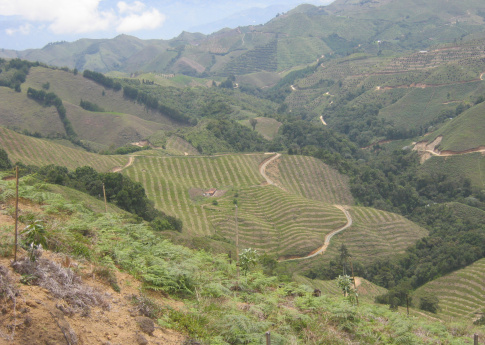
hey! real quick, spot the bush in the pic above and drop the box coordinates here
[419,294,440,313]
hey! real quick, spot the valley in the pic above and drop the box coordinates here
[1,0,485,343]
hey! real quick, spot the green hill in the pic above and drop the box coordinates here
[265,154,354,205]
[0,127,126,171]
[415,258,485,321]
[427,102,485,151]
[322,206,428,265]
[420,153,485,189]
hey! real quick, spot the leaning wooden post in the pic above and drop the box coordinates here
[474,334,478,345]
[349,257,359,306]
[14,166,19,262]
[235,204,239,285]
[406,294,410,317]
[265,331,271,345]
[102,183,108,213]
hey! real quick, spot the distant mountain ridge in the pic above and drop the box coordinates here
[2,0,485,75]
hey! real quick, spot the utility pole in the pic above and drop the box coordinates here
[14,166,19,262]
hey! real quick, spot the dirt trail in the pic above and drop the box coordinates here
[259,153,281,186]
[111,155,135,173]
[279,205,353,262]
[413,136,485,163]
[258,154,354,262]
[320,116,327,126]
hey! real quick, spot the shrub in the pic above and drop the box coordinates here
[419,294,440,314]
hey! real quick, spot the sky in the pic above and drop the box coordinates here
[0,0,334,51]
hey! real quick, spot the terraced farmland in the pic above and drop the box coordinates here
[265,154,354,205]
[415,258,485,321]
[123,154,266,236]
[0,127,126,171]
[165,135,200,156]
[322,206,428,265]
[207,185,347,258]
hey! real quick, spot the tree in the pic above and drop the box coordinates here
[249,118,258,131]
[419,294,439,313]
[0,149,12,170]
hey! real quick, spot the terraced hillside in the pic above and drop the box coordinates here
[0,127,126,171]
[415,258,485,321]
[165,136,200,156]
[23,67,181,126]
[265,154,354,205]
[207,185,347,258]
[426,102,485,151]
[322,206,428,265]
[420,153,485,189]
[0,87,65,136]
[123,154,266,236]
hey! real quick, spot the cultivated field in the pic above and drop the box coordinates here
[322,206,428,265]
[0,127,126,171]
[207,185,347,258]
[265,154,354,205]
[123,154,266,236]
[415,258,485,322]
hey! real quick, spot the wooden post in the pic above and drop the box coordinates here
[265,331,271,345]
[349,257,359,306]
[102,183,108,213]
[14,166,19,262]
[474,334,478,345]
[406,294,409,317]
[235,204,239,284]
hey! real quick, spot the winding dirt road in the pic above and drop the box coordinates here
[259,153,281,186]
[111,155,135,173]
[279,205,353,262]
[258,153,353,262]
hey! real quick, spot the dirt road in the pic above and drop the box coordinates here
[111,155,135,173]
[259,153,281,185]
[280,205,353,262]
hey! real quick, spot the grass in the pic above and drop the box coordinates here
[239,117,282,140]
[420,153,485,189]
[270,154,354,205]
[0,87,65,136]
[322,206,429,265]
[123,154,266,236]
[165,135,200,156]
[427,101,485,151]
[23,67,182,126]
[0,127,126,172]
[414,258,485,322]
[208,185,347,258]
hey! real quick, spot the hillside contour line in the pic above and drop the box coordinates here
[258,154,353,262]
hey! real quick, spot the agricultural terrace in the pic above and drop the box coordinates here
[165,135,200,156]
[207,185,347,258]
[415,258,485,322]
[322,206,428,265]
[265,154,354,205]
[123,154,265,236]
[0,127,126,172]
[420,153,485,189]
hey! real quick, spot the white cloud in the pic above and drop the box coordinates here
[116,9,165,32]
[0,0,165,35]
[117,1,145,14]
[6,23,32,36]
